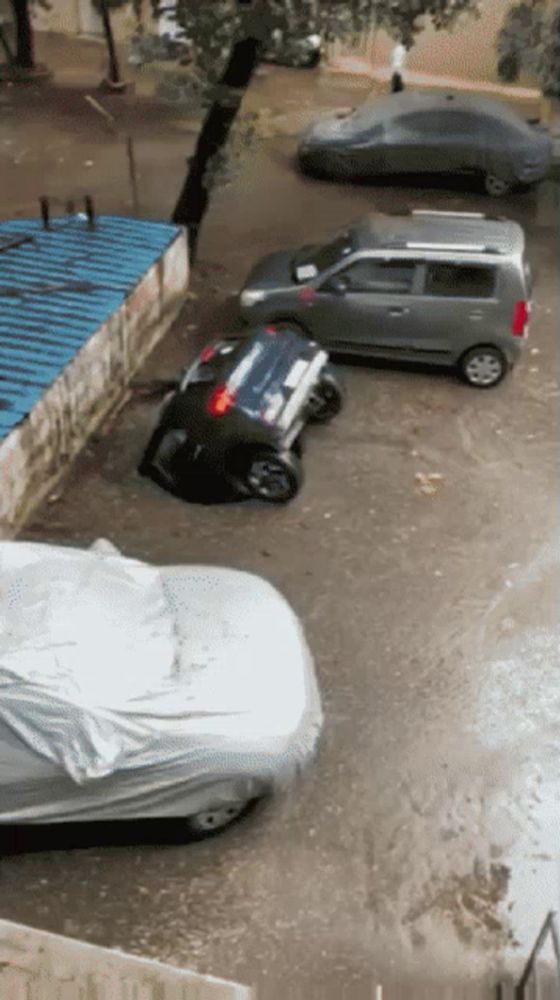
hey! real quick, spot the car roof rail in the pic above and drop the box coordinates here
[411,209,508,222]
[412,210,485,218]
[404,241,504,254]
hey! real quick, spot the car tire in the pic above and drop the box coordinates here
[307,368,344,423]
[459,346,508,388]
[245,449,303,503]
[269,319,308,336]
[185,799,255,839]
[305,50,321,68]
[484,173,512,197]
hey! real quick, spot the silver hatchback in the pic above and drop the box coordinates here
[239,210,532,388]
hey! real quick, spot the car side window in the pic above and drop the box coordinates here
[396,111,433,134]
[396,110,480,136]
[424,263,496,298]
[336,259,417,294]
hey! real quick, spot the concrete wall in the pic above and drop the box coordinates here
[0,920,253,999]
[330,0,515,85]
[0,229,188,539]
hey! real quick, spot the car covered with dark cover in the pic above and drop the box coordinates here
[298,90,552,196]
[139,326,343,504]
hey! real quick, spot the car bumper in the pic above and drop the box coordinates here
[516,162,551,184]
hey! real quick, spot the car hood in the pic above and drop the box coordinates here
[300,111,357,146]
[0,542,322,821]
[243,249,295,290]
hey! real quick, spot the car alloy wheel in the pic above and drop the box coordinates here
[460,346,506,388]
[246,450,303,503]
[484,173,511,197]
[307,370,344,423]
[186,801,249,836]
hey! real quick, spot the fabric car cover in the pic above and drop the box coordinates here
[0,539,177,784]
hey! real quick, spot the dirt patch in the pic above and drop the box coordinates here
[404,861,518,948]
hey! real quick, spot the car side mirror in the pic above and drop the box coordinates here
[327,277,348,295]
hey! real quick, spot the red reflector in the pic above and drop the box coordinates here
[200,345,216,363]
[207,383,236,417]
[298,287,317,304]
[512,300,528,337]
[265,325,277,335]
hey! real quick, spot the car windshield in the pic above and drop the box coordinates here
[292,232,353,281]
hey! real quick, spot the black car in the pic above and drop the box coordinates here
[298,90,552,196]
[139,326,343,504]
[262,30,322,68]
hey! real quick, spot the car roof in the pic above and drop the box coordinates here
[367,89,526,126]
[354,212,525,257]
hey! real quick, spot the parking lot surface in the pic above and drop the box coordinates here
[1,65,559,998]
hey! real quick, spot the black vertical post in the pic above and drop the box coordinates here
[10,0,34,70]
[98,0,121,86]
[39,197,50,230]
[84,196,95,230]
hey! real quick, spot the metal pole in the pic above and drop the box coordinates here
[126,135,140,214]
[98,0,123,88]
[515,912,559,1000]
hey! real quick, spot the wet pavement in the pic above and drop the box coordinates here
[0,54,559,999]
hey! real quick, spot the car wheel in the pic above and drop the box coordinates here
[185,800,253,839]
[269,319,308,336]
[459,346,507,388]
[307,369,344,423]
[484,173,512,197]
[245,449,303,503]
[305,50,321,68]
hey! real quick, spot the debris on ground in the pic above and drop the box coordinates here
[415,472,444,496]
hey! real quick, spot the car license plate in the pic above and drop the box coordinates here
[284,359,308,389]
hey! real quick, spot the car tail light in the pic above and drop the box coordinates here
[207,383,236,417]
[512,300,529,337]
[265,325,277,335]
[298,287,317,304]
[199,344,217,363]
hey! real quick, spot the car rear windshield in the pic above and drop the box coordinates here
[293,232,354,281]
[424,263,496,298]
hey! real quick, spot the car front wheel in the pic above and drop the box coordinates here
[245,449,303,503]
[459,346,507,388]
[307,369,344,423]
[185,800,253,838]
[484,173,512,197]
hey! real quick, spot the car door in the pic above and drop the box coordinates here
[305,256,422,358]
[429,110,485,173]
[383,110,440,175]
[412,260,500,362]
[385,109,481,176]
[342,122,386,177]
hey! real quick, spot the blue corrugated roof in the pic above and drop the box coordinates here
[0,215,183,442]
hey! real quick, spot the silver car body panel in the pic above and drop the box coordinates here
[239,212,529,367]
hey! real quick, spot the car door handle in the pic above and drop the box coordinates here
[469,311,484,320]
[388,307,409,316]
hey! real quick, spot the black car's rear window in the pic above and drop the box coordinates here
[424,263,497,298]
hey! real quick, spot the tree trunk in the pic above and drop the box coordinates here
[171,35,262,263]
[10,0,34,70]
